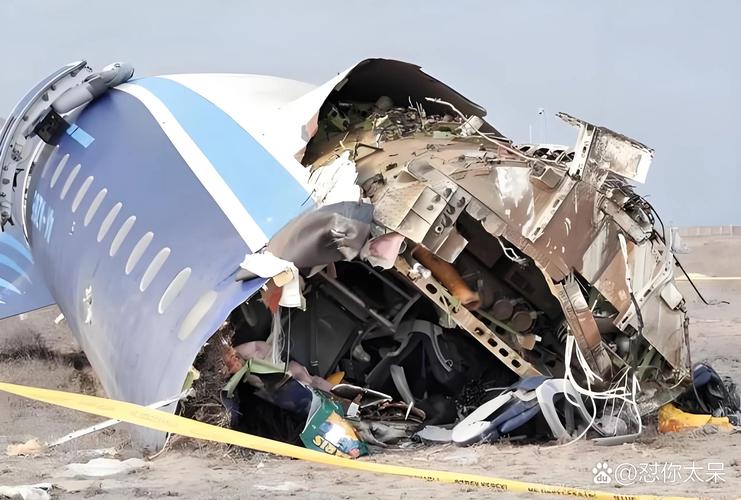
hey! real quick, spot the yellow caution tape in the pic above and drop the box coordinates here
[0,381,700,500]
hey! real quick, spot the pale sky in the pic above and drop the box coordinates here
[2,0,739,225]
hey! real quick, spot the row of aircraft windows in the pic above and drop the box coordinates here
[46,153,194,317]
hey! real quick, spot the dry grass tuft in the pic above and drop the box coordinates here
[0,333,57,362]
[169,323,254,458]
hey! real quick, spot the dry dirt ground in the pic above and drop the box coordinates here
[1,236,740,500]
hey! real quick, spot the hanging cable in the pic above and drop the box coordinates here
[673,254,729,305]
[554,335,642,447]
[646,202,728,306]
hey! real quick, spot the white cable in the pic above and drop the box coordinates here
[423,97,532,160]
[555,335,597,446]
[554,334,642,447]
[266,308,284,366]
[496,237,528,265]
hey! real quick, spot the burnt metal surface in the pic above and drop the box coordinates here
[2,58,696,448]
[302,75,691,397]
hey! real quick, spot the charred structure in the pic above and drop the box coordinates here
[0,58,702,450]
[221,60,692,447]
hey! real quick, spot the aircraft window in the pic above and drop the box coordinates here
[140,247,171,292]
[126,231,154,275]
[40,146,60,179]
[177,290,218,340]
[84,189,107,226]
[109,215,136,257]
[72,176,94,213]
[158,267,192,314]
[60,164,81,200]
[97,202,122,242]
[49,154,70,188]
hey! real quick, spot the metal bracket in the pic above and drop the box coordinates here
[0,61,91,227]
[521,112,654,243]
[558,112,654,184]
[1,61,135,228]
[394,256,541,378]
[544,274,613,379]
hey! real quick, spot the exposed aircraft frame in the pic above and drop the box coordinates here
[0,58,692,447]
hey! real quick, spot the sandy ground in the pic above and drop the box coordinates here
[1,236,740,499]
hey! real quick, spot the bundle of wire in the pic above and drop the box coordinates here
[558,333,642,446]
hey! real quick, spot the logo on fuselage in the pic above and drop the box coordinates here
[30,192,54,243]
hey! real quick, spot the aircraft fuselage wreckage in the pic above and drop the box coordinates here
[0,59,693,450]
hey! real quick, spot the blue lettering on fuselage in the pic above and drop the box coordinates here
[30,191,54,243]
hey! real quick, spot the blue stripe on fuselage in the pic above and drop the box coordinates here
[131,77,311,238]
[0,233,33,263]
[0,255,31,282]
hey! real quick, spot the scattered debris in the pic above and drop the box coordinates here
[195,79,704,453]
[659,362,741,433]
[6,439,44,457]
[254,482,305,493]
[53,479,123,495]
[677,362,741,418]
[1,57,735,456]
[301,393,368,458]
[414,425,453,443]
[0,483,52,500]
[48,391,189,448]
[62,458,149,479]
[5,392,185,458]
[175,81,740,454]
[658,403,735,433]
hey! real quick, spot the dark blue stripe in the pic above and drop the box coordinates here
[0,255,30,281]
[0,233,33,262]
